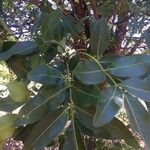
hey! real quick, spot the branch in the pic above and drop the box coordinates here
[90,0,100,19]
[127,37,143,55]
[114,13,134,25]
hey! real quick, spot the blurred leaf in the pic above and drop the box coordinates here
[90,18,110,57]
[63,118,86,150]
[124,93,150,149]
[16,86,68,126]
[1,41,16,52]
[23,106,68,150]
[35,10,79,41]
[121,79,150,101]
[0,41,39,60]
[6,56,31,79]
[72,81,102,106]
[62,15,80,36]
[40,10,62,41]
[76,106,139,148]
[30,53,42,68]
[73,60,106,85]
[0,114,17,141]
[76,106,95,131]
[95,118,139,148]
[43,44,58,63]
[78,121,95,137]
[68,54,80,71]
[99,1,117,18]
[14,124,35,142]
[93,87,121,127]
[27,65,64,86]
[7,80,30,103]
[143,29,150,49]
[0,97,23,112]
[109,55,150,77]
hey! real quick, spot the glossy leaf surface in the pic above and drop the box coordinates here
[72,82,102,106]
[73,60,106,85]
[23,106,68,150]
[16,86,68,126]
[63,118,86,150]
[121,79,150,101]
[0,41,39,60]
[90,18,110,56]
[93,87,121,127]
[27,65,64,86]
[124,93,150,149]
[109,55,150,77]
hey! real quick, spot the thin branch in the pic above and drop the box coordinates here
[114,13,134,25]
[90,0,100,19]
[127,37,143,55]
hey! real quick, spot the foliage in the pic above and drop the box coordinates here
[0,0,150,149]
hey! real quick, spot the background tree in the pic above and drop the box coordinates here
[0,0,150,149]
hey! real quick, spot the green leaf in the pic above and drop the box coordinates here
[27,65,64,86]
[76,106,95,131]
[124,93,150,149]
[109,55,150,77]
[6,56,31,79]
[62,15,79,36]
[14,124,35,142]
[40,10,62,41]
[63,118,86,150]
[0,97,22,112]
[1,41,16,52]
[90,18,110,57]
[7,80,30,103]
[23,106,68,150]
[76,106,139,148]
[72,81,102,106]
[121,79,150,101]
[43,44,58,63]
[93,87,121,127]
[73,60,106,85]
[95,118,139,148]
[35,10,79,41]
[78,121,95,137]
[68,54,80,71]
[143,29,150,49]
[0,114,17,141]
[95,118,133,139]
[0,41,39,60]
[16,86,68,126]
[0,114,17,126]
[30,53,42,68]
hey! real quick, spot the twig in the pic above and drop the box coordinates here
[127,37,143,55]
[90,0,100,19]
[114,13,134,25]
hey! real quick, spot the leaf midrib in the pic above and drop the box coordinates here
[124,94,145,142]
[94,87,117,126]
[121,84,150,94]
[74,61,147,74]
[72,85,101,99]
[25,108,67,150]
[22,86,69,116]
